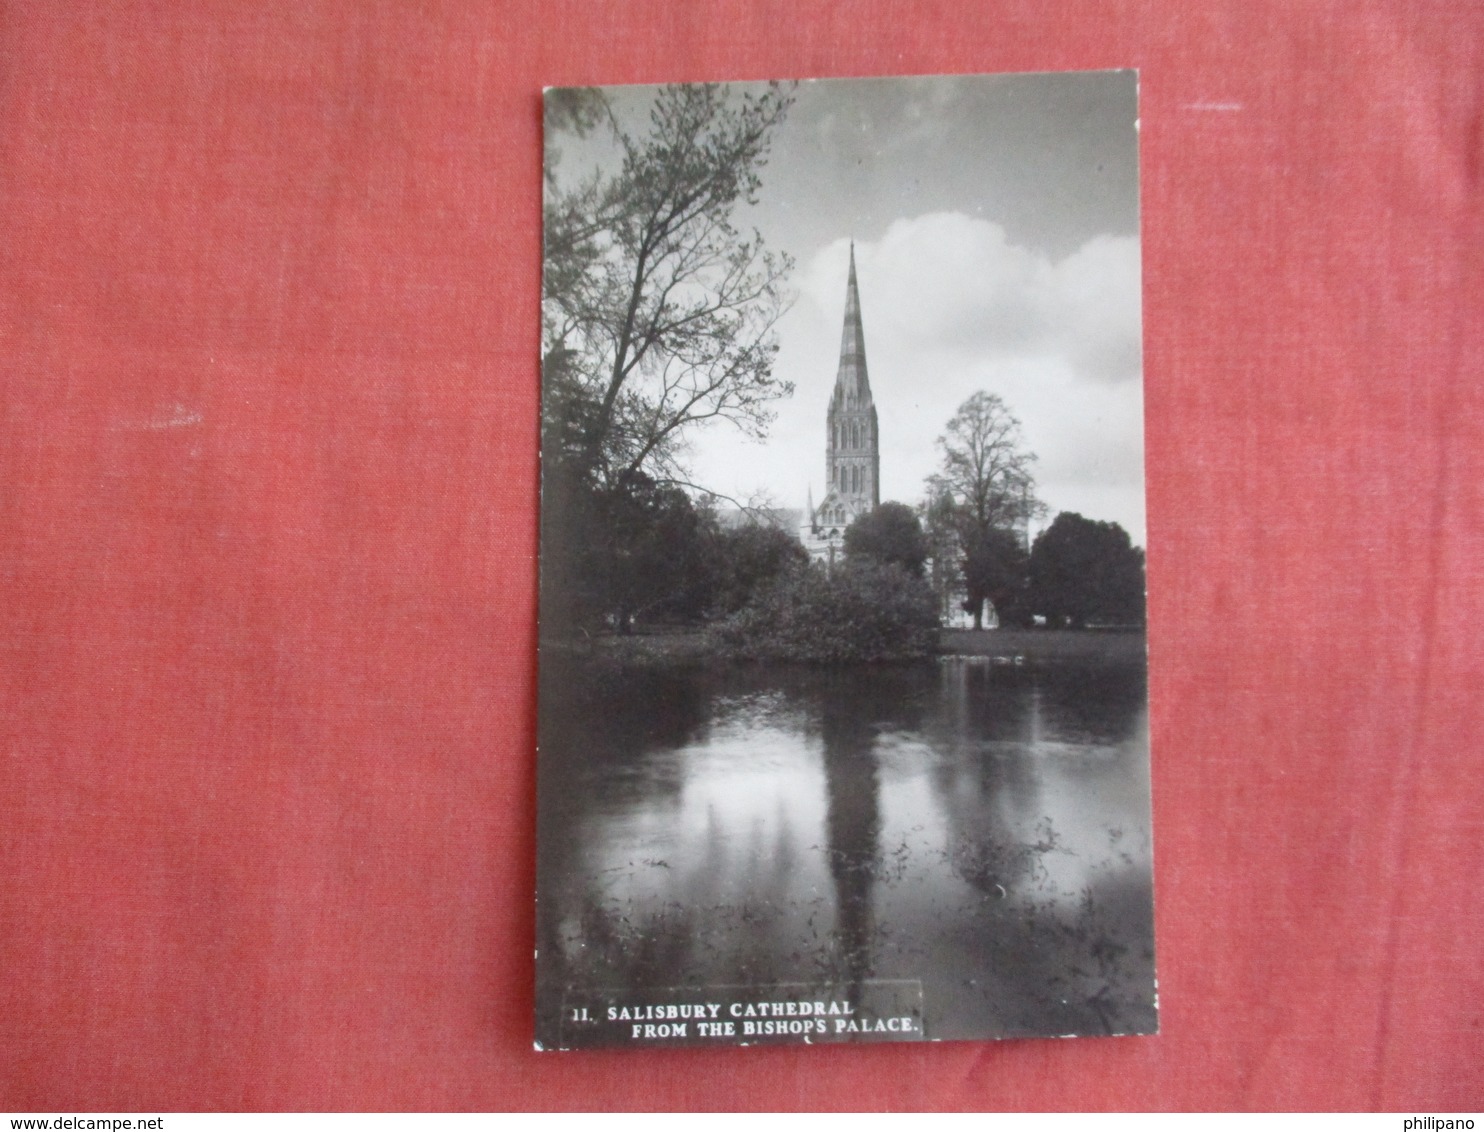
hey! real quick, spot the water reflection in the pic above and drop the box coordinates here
[536,655,1156,1042]
[816,672,890,1000]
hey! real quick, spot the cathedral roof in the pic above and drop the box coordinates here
[831,243,874,411]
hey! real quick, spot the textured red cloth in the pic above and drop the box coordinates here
[1,0,1480,1112]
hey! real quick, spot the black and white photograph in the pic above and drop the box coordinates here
[535,71,1153,1049]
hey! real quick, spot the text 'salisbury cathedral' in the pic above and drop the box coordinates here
[800,244,880,562]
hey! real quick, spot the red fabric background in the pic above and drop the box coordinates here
[1,0,1480,1112]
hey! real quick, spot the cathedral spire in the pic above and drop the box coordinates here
[820,243,881,518]
[834,242,872,406]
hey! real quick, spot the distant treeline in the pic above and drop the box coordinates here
[541,482,1144,661]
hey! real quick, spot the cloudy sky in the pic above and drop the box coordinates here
[553,72,1145,545]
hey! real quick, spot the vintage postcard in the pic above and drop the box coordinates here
[536,71,1153,1048]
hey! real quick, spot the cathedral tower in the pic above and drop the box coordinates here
[812,244,880,534]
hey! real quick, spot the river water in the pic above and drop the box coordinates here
[536,652,1156,1045]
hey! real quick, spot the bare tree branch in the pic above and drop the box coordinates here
[543,83,796,491]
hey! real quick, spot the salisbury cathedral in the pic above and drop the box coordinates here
[800,244,881,561]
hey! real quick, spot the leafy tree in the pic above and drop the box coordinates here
[540,83,796,636]
[1029,512,1146,629]
[962,527,1032,629]
[710,522,809,615]
[844,502,929,577]
[920,488,964,624]
[539,469,721,634]
[931,392,1039,536]
[926,392,1042,628]
[542,82,796,490]
[602,474,721,632]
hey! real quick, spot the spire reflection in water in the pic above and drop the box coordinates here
[535,657,1155,1040]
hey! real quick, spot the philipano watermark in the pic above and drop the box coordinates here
[1404,1120,1476,1131]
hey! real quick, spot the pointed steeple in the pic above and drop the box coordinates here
[833,242,872,407]
[822,241,881,516]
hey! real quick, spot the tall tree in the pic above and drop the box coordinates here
[542,83,796,490]
[927,392,1042,628]
[540,83,796,635]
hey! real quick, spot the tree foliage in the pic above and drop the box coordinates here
[920,488,963,624]
[543,82,796,490]
[540,83,797,636]
[930,392,1040,539]
[710,522,809,615]
[1029,512,1146,628]
[962,527,1032,629]
[541,471,721,634]
[844,502,928,577]
[926,392,1042,628]
[716,560,939,662]
[542,87,611,184]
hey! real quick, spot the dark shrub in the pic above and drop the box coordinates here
[1029,512,1146,629]
[716,560,939,662]
[710,523,810,615]
[844,502,929,577]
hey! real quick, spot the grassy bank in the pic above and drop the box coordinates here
[542,626,1146,666]
[539,628,716,666]
[937,628,1146,664]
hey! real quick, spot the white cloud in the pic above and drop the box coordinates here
[690,214,1147,545]
[870,214,1050,354]
[1052,234,1144,385]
